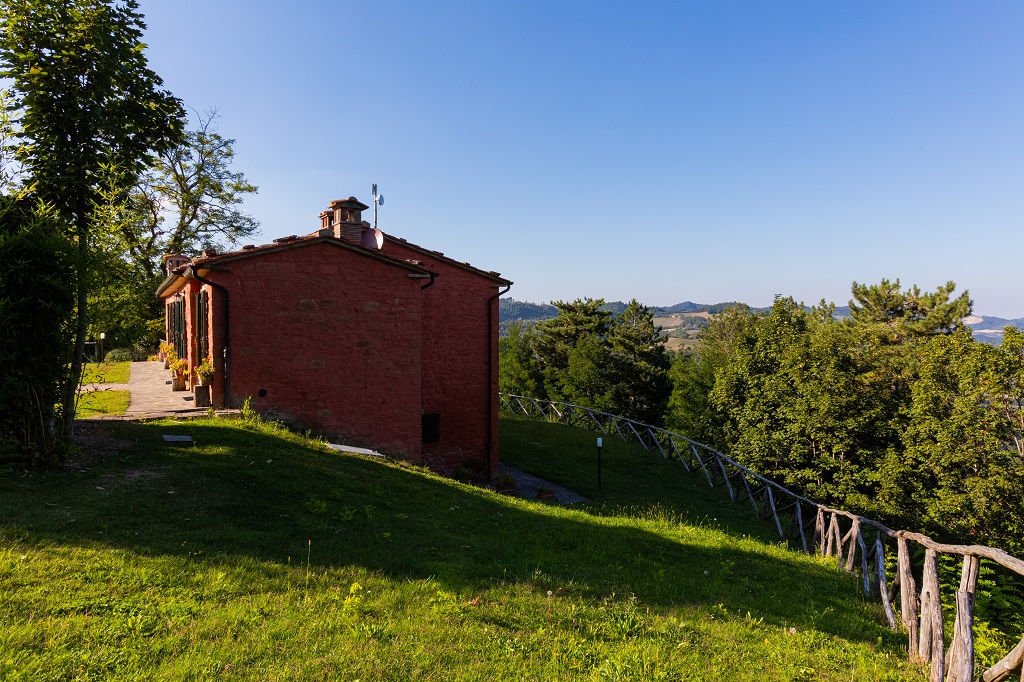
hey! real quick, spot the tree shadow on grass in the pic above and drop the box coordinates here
[0,419,897,650]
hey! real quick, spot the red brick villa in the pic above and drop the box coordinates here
[156,196,512,479]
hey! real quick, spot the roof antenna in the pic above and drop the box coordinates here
[372,183,384,230]
[362,184,385,250]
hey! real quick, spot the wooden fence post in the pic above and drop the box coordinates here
[794,501,808,553]
[946,554,980,682]
[828,513,844,570]
[844,517,860,574]
[876,538,897,629]
[815,507,825,556]
[898,537,920,660]
[765,486,785,538]
[856,525,870,596]
[918,549,944,682]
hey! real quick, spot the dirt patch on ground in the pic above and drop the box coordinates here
[67,420,135,470]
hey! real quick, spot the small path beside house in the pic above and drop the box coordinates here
[498,464,586,505]
[79,361,214,420]
[124,361,216,419]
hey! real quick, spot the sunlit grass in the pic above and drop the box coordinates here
[0,416,925,680]
[75,390,130,418]
[81,361,131,384]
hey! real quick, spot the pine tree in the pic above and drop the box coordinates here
[606,299,671,425]
[533,298,612,401]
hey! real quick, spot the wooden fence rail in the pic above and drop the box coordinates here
[500,393,1024,682]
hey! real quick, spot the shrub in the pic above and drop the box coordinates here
[104,348,134,363]
[104,341,153,362]
[0,197,76,463]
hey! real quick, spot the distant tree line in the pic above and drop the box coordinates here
[504,281,1024,559]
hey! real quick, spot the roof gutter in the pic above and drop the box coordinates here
[407,271,438,290]
[184,266,232,409]
[487,281,513,483]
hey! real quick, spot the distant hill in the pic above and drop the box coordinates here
[964,315,1024,344]
[498,298,766,338]
[500,298,1024,344]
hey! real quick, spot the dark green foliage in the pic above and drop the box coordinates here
[901,329,1024,552]
[606,300,671,425]
[497,320,543,398]
[667,280,1024,562]
[533,298,612,387]
[665,304,759,448]
[0,198,76,463]
[0,0,185,439]
[558,333,615,412]
[504,298,672,423]
[87,247,164,350]
[849,278,972,343]
[0,0,185,222]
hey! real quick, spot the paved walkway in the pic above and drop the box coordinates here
[498,464,587,504]
[80,361,217,420]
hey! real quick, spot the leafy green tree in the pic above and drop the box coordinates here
[708,298,901,513]
[116,109,259,279]
[901,329,1024,553]
[606,299,671,424]
[84,111,260,353]
[557,333,615,412]
[0,0,184,439]
[533,298,612,400]
[665,304,758,447]
[498,321,544,399]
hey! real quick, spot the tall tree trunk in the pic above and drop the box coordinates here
[61,194,89,443]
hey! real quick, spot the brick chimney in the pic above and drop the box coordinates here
[319,197,370,244]
[163,253,190,275]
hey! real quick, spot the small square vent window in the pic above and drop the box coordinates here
[422,414,440,444]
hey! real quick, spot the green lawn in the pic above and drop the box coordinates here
[0,416,925,680]
[499,414,783,541]
[74,389,131,418]
[81,361,131,384]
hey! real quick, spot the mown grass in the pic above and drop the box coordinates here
[499,415,782,541]
[0,416,926,680]
[81,362,131,385]
[75,390,131,418]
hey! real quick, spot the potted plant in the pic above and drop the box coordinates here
[193,357,214,407]
[170,357,189,391]
[160,343,175,369]
[194,357,215,385]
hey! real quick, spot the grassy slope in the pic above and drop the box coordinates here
[0,417,924,681]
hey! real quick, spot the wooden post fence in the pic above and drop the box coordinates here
[500,393,1024,681]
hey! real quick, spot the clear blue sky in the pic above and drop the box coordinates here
[138,1,1024,317]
